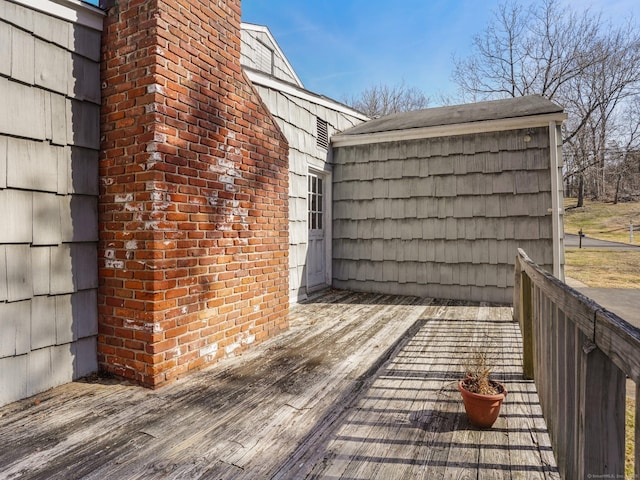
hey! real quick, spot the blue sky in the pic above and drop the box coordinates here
[85,0,639,105]
[241,0,640,104]
[241,0,492,103]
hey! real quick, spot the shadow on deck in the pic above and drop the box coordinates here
[0,290,559,479]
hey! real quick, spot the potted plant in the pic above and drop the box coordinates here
[458,351,507,428]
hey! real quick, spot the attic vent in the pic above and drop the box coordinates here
[316,117,329,149]
[256,39,274,75]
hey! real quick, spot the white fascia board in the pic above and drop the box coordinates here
[241,22,304,89]
[9,0,104,30]
[331,112,568,147]
[246,68,369,122]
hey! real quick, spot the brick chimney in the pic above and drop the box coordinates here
[99,0,289,387]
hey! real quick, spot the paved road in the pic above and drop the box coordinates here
[565,233,640,250]
[572,287,640,329]
[572,284,640,399]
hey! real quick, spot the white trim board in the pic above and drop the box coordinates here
[245,69,369,122]
[8,0,104,30]
[331,112,568,147]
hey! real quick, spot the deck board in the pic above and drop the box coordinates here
[0,290,559,479]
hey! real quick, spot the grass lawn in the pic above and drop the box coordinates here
[564,198,640,244]
[563,199,640,287]
[627,396,636,479]
[564,249,640,288]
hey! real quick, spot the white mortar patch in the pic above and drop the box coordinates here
[200,343,218,357]
[105,259,124,269]
[115,193,133,202]
[225,342,240,356]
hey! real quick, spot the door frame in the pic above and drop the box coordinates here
[307,166,332,291]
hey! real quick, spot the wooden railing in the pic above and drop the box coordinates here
[514,249,640,479]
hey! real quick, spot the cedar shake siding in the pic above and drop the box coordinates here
[331,96,566,304]
[0,0,103,406]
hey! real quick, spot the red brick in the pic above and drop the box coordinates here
[98,0,289,389]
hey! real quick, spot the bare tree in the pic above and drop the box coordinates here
[609,97,640,203]
[345,81,430,118]
[452,0,602,103]
[562,24,640,199]
[452,0,640,202]
[452,2,529,99]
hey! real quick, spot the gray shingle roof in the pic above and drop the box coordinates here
[339,95,564,136]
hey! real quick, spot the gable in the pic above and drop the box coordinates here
[241,23,303,88]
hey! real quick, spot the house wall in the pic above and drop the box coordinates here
[99,0,290,388]
[250,83,364,301]
[0,0,103,406]
[332,126,560,304]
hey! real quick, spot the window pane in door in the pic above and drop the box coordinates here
[308,173,324,231]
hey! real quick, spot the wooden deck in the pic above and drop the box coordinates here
[0,290,559,479]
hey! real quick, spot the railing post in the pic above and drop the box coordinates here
[577,341,626,479]
[513,255,521,324]
[519,269,534,380]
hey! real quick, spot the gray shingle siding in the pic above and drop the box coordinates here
[0,2,101,406]
[332,127,558,304]
[250,82,364,302]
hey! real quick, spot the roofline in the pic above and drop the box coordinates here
[9,0,104,30]
[331,112,568,147]
[241,22,304,89]
[245,68,370,122]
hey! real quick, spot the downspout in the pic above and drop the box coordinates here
[548,121,564,280]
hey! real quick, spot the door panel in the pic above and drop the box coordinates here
[307,173,326,289]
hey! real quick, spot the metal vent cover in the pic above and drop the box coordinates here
[316,117,328,149]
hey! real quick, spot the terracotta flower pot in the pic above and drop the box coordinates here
[458,378,507,428]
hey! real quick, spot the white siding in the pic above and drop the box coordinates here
[0,1,102,406]
[251,83,365,302]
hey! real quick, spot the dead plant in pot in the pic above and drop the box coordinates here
[458,351,507,428]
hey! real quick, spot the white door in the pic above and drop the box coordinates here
[307,172,326,290]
